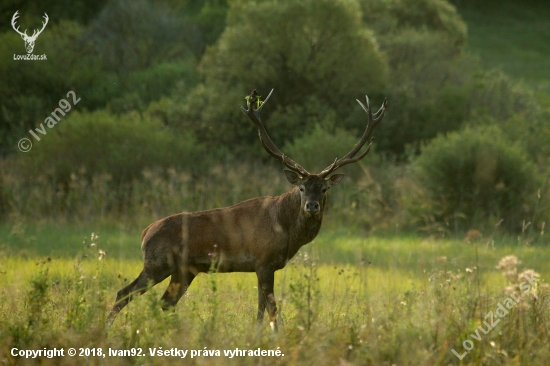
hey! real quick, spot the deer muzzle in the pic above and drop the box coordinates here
[305,201,320,213]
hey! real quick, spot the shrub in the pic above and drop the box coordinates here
[0,21,114,156]
[360,0,467,47]
[467,69,540,124]
[265,96,339,152]
[282,123,361,175]
[349,0,472,157]
[17,110,204,186]
[107,60,199,114]
[82,0,196,73]
[410,125,538,233]
[361,29,473,155]
[175,0,388,152]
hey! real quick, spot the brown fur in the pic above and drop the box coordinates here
[108,92,385,328]
[108,177,333,329]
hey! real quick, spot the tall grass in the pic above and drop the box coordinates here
[2,157,549,242]
[0,241,549,365]
[0,160,404,233]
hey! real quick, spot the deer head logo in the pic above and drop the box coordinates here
[11,11,49,54]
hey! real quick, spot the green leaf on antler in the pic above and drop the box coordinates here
[245,90,263,109]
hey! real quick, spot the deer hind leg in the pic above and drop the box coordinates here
[108,265,172,323]
[160,267,195,311]
[257,270,277,331]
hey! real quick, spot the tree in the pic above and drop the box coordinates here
[82,0,197,73]
[359,0,467,47]
[352,0,473,156]
[175,0,388,154]
[0,21,113,156]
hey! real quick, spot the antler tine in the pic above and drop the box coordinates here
[371,98,387,122]
[256,88,273,113]
[318,96,386,178]
[241,89,310,176]
[320,157,339,177]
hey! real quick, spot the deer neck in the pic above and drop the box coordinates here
[278,188,324,258]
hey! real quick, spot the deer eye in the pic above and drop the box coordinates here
[299,186,304,192]
[322,187,328,193]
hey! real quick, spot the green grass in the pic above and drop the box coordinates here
[2,2,550,363]
[0,222,143,261]
[2,222,549,276]
[1,223,550,364]
[0,252,548,365]
[456,0,550,87]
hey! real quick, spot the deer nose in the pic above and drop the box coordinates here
[305,201,320,213]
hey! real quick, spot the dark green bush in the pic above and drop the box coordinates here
[0,0,108,32]
[189,0,229,50]
[175,0,388,153]
[17,110,204,186]
[282,124,362,175]
[353,0,472,156]
[363,29,473,155]
[107,60,199,114]
[82,0,196,73]
[264,96,338,151]
[467,69,540,123]
[0,21,115,156]
[360,0,467,47]
[410,125,537,233]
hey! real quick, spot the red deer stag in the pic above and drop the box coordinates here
[108,90,386,329]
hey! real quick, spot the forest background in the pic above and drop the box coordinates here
[1,1,550,364]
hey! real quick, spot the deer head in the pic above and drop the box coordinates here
[11,11,49,54]
[241,89,387,217]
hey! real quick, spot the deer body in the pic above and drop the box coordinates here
[141,187,322,276]
[108,90,386,330]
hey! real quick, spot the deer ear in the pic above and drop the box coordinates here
[284,170,302,185]
[327,174,345,187]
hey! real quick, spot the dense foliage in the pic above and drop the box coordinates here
[410,126,538,232]
[1,0,548,234]
[18,110,204,185]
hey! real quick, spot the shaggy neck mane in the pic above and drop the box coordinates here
[277,187,324,259]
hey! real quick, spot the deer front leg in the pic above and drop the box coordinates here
[257,277,266,322]
[256,269,277,331]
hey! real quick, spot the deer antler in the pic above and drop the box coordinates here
[318,96,387,178]
[11,11,27,37]
[241,89,310,177]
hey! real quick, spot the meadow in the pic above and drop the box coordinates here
[1,0,550,364]
[1,222,549,365]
